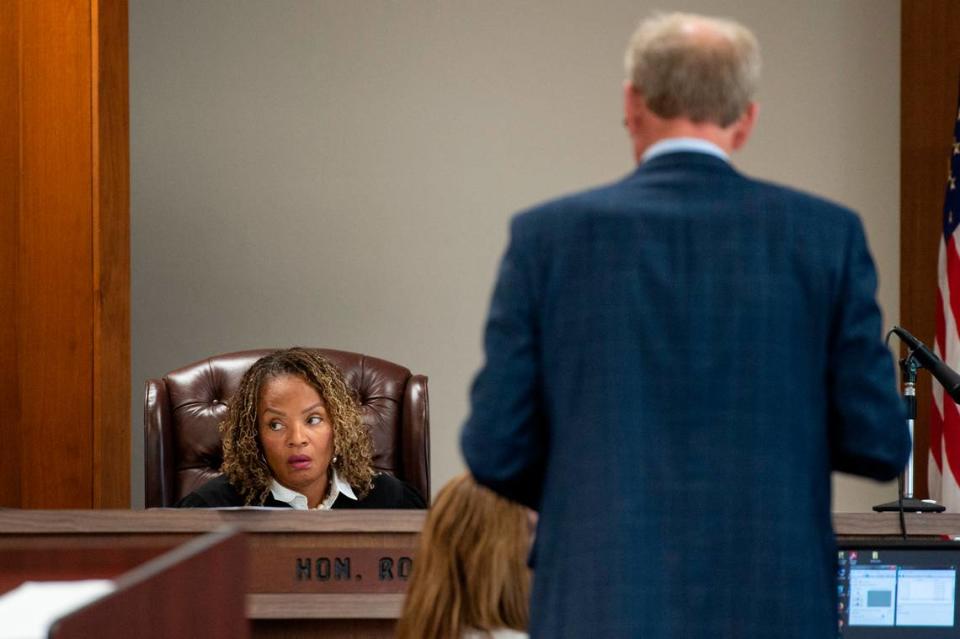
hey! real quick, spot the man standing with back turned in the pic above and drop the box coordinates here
[461,12,909,639]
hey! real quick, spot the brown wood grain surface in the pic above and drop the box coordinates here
[0,508,427,533]
[901,0,960,499]
[50,529,248,639]
[0,511,424,598]
[0,0,130,509]
[19,0,95,508]
[835,511,960,536]
[247,545,415,594]
[250,619,395,639]
[0,0,21,508]
[92,0,130,509]
[5,510,955,639]
[0,511,422,639]
[247,594,406,619]
[0,544,171,595]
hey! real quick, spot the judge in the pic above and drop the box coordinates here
[176,347,424,509]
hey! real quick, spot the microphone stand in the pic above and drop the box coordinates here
[874,353,945,513]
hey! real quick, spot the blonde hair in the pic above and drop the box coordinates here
[624,12,760,126]
[396,474,531,638]
[220,347,375,505]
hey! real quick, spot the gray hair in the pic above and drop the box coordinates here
[624,12,761,127]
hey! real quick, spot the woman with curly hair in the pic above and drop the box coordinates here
[176,347,425,509]
[396,473,532,639]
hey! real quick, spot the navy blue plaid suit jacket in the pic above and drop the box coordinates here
[461,152,910,638]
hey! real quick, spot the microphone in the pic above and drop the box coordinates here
[891,326,960,403]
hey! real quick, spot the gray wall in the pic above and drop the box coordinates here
[131,1,901,512]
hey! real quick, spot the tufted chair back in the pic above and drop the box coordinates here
[144,348,429,507]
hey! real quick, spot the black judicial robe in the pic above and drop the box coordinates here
[175,472,425,509]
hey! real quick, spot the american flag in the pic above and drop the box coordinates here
[931,84,960,510]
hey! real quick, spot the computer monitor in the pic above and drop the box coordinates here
[838,539,960,638]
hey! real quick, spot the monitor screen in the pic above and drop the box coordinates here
[838,541,960,638]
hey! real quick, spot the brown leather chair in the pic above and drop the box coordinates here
[144,348,429,507]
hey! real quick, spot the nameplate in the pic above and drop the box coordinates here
[249,547,414,594]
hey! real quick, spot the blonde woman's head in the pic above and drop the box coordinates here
[396,474,532,638]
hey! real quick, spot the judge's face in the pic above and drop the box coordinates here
[257,374,335,501]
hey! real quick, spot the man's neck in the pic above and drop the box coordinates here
[633,120,735,163]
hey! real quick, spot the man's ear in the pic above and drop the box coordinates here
[623,81,644,132]
[730,101,759,150]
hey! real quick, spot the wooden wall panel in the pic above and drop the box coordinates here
[92,0,131,508]
[901,0,960,499]
[0,0,22,506]
[0,0,129,508]
[19,0,95,507]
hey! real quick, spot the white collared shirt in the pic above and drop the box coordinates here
[642,137,729,163]
[269,468,357,510]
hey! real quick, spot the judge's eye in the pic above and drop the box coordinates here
[266,420,284,431]
[307,415,323,425]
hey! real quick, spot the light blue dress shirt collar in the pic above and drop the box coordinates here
[641,137,729,163]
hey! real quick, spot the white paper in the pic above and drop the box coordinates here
[0,580,115,639]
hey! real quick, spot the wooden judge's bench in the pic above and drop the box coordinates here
[2,510,959,638]
[0,509,425,639]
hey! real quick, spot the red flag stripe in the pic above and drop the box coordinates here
[933,287,947,470]
[946,236,960,339]
[944,391,960,484]
[937,274,948,360]
[932,393,944,472]
[943,235,960,492]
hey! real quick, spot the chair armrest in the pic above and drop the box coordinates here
[144,378,176,507]
[401,374,430,504]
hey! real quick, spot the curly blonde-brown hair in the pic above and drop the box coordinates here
[220,347,375,505]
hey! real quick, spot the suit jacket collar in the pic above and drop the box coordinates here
[630,150,740,178]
